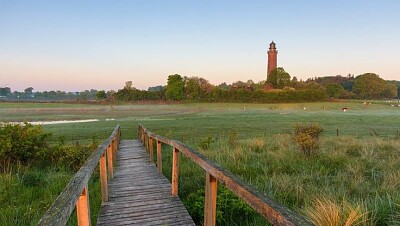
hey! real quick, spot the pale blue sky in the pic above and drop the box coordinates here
[1,1,399,91]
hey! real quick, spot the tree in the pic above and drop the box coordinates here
[185,77,201,100]
[124,81,133,90]
[165,74,185,100]
[352,73,396,99]
[382,83,398,98]
[217,82,230,90]
[290,76,298,87]
[326,83,345,98]
[106,90,115,100]
[267,67,291,89]
[24,87,34,94]
[185,77,214,100]
[0,87,11,96]
[96,90,107,100]
[387,80,400,98]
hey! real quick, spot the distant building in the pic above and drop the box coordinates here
[267,41,278,79]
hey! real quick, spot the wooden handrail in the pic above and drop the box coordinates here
[38,125,121,226]
[138,124,313,226]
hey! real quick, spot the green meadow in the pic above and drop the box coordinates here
[1,101,399,225]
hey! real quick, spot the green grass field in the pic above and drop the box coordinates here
[1,101,399,225]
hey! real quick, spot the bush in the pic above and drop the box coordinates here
[0,123,51,170]
[294,123,323,156]
[50,140,99,171]
[0,122,98,172]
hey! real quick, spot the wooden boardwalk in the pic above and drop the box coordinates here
[97,140,195,226]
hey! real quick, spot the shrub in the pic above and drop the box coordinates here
[0,123,51,170]
[294,123,323,156]
[50,140,98,171]
[0,123,99,172]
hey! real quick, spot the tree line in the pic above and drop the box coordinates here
[109,69,399,103]
[0,88,100,101]
[1,69,398,102]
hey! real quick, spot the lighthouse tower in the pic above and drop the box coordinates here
[267,41,278,79]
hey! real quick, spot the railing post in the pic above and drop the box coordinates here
[100,152,108,202]
[144,135,147,152]
[171,147,180,196]
[111,139,115,164]
[149,137,154,163]
[146,135,149,153]
[76,186,91,226]
[157,140,162,174]
[107,145,113,179]
[112,138,117,162]
[204,173,217,226]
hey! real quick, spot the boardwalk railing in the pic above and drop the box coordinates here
[139,124,313,226]
[38,125,121,226]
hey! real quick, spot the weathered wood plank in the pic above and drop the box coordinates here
[97,140,195,226]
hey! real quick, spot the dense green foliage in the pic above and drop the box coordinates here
[96,90,107,100]
[326,83,345,98]
[166,74,185,100]
[267,67,291,89]
[0,123,50,169]
[185,76,213,100]
[352,73,398,99]
[0,123,98,172]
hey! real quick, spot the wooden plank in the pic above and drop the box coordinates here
[97,140,195,226]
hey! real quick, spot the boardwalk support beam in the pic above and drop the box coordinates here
[157,140,162,174]
[149,137,154,163]
[100,152,108,202]
[171,147,180,196]
[204,172,217,226]
[76,186,91,226]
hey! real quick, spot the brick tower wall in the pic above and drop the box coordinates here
[267,49,277,78]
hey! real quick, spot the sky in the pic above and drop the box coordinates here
[1,1,399,92]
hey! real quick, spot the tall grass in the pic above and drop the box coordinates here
[304,198,371,226]
[156,130,400,225]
